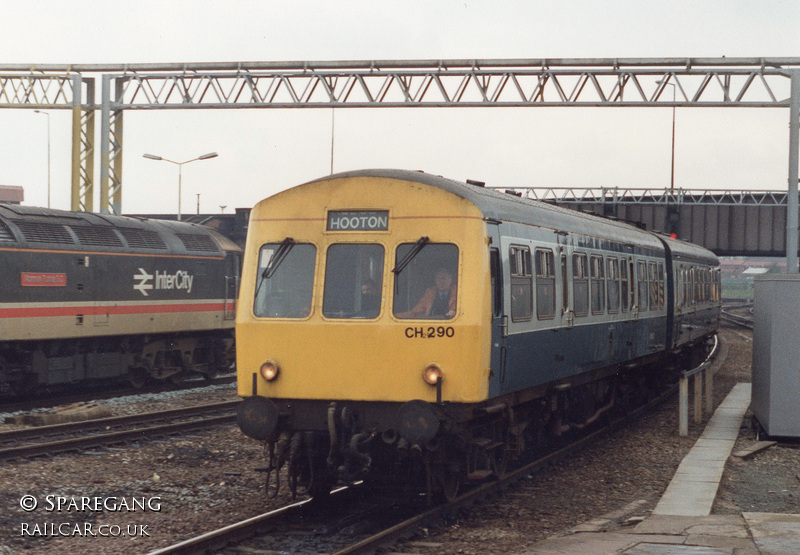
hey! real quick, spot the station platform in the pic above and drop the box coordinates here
[524,383,800,554]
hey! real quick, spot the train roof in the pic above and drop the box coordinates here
[315,169,665,250]
[0,205,240,256]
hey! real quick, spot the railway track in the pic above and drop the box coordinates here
[150,341,721,555]
[721,301,754,329]
[0,400,239,461]
[0,374,236,416]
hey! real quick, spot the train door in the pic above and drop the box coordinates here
[558,240,573,329]
[487,223,507,389]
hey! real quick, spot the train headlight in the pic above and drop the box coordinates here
[260,360,280,382]
[423,364,443,386]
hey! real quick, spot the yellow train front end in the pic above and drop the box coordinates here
[235,171,491,497]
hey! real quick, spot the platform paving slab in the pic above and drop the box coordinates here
[743,512,800,555]
[653,383,751,517]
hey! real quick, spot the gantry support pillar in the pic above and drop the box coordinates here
[70,76,95,212]
[787,70,800,273]
[99,75,124,214]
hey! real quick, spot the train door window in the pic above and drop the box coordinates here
[573,253,589,316]
[657,262,665,308]
[323,244,385,319]
[535,248,555,319]
[560,254,569,315]
[393,243,459,320]
[607,258,620,313]
[590,255,605,314]
[254,242,316,318]
[637,261,648,310]
[620,260,629,312]
[490,248,502,317]
[509,246,533,322]
[648,262,658,310]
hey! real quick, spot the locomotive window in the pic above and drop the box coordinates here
[637,261,648,310]
[254,243,316,318]
[393,243,459,320]
[590,255,605,314]
[323,244,385,319]
[620,261,629,312]
[572,253,589,316]
[607,258,620,313]
[508,246,533,322]
[535,248,555,320]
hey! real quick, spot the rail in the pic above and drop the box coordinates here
[679,335,719,437]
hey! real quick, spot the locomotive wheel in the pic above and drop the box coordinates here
[127,370,148,389]
[435,467,460,502]
[169,372,185,385]
[489,445,508,478]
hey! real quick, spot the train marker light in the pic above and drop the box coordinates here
[260,360,280,381]
[423,364,443,386]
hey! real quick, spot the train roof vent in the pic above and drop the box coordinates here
[0,220,15,242]
[176,233,219,253]
[117,228,167,250]
[15,221,74,245]
[70,226,123,248]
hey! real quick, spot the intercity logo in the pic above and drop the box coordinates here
[133,268,194,296]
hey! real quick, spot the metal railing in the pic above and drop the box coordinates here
[679,335,719,436]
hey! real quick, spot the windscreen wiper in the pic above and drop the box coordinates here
[263,237,295,279]
[255,237,295,299]
[392,236,429,275]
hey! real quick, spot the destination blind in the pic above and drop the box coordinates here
[327,210,389,231]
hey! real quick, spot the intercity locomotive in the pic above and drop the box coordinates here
[0,205,240,393]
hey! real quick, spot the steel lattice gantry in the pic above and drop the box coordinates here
[1,58,799,264]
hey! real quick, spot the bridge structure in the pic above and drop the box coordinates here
[498,187,788,257]
[1,57,799,265]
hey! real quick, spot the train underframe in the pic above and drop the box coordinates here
[0,331,235,395]
[246,337,714,502]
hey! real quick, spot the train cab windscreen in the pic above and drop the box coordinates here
[323,243,385,319]
[393,243,459,320]
[254,243,316,318]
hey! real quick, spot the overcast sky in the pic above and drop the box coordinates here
[1,1,799,214]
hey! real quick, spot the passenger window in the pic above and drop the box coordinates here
[637,261,648,310]
[658,262,665,308]
[323,244,384,319]
[607,258,620,313]
[509,246,533,322]
[535,248,555,320]
[393,243,459,320]
[254,242,316,318]
[590,255,605,314]
[573,253,589,316]
[620,261,629,312]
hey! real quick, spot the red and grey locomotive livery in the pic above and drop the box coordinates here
[0,205,240,393]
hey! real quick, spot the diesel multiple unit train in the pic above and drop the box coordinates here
[235,169,720,500]
[0,205,240,394]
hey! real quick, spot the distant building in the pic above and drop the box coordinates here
[0,186,24,205]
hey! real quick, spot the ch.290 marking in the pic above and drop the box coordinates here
[405,326,455,339]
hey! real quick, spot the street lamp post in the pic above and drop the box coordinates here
[33,110,51,208]
[656,80,677,190]
[142,152,218,220]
